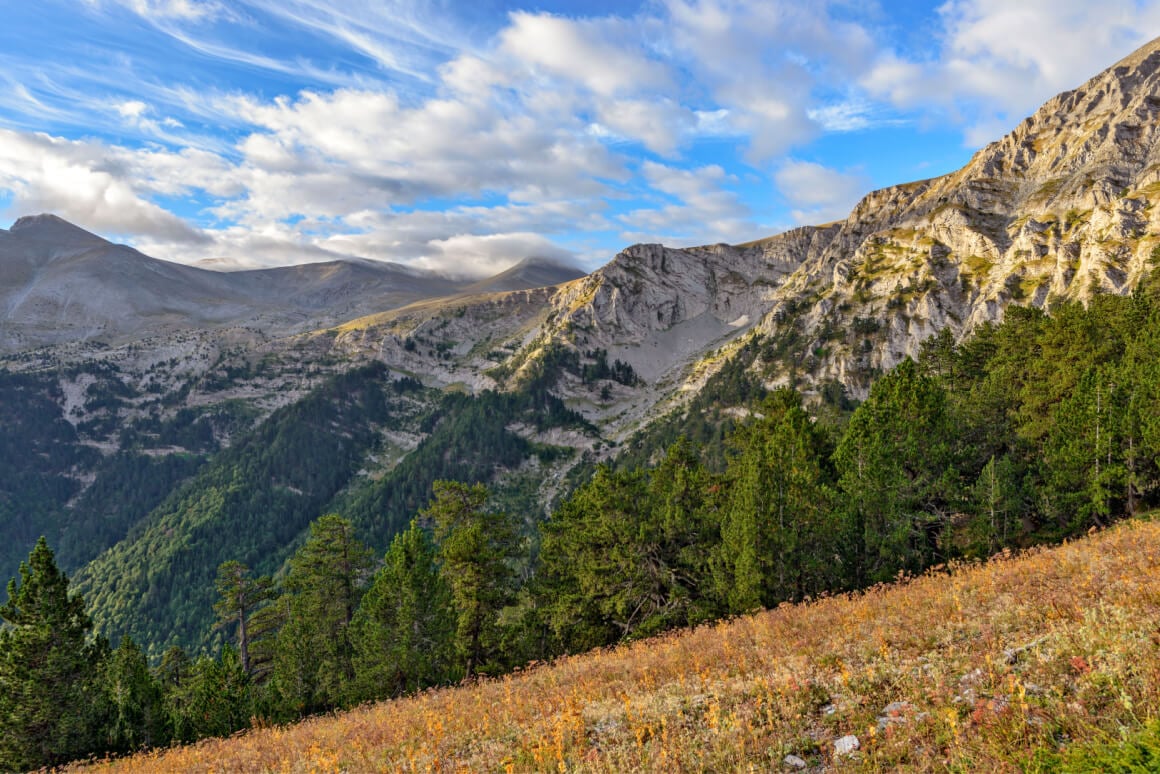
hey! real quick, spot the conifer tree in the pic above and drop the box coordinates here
[213,560,276,676]
[0,537,104,771]
[966,454,1024,555]
[426,482,519,678]
[539,443,719,650]
[538,466,648,651]
[102,636,169,752]
[1043,366,1126,530]
[350,520,456,700]
[643,437,718,629]
[166,647,251,743]
[271,514,373,713]
[714,389,835,613]
[834,359,956,584]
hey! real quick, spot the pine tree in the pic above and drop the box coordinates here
[426,482,519,678]
[966,455,1024,555]
[539,444,719,650]
[213,560,276,677]
[538,466,649,651]
[643,437,718,630]
[0,537,105,770]
[166,647,251,743]
[271,514,373,713]
[714,389,836,613]
[1043,366,1127,531]
[102,636,169,753]
[834,359,956,584]
[350,520,456,701]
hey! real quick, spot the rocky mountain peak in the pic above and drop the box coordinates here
[721,35,1160,396]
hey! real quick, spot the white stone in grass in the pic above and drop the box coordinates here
[834,735,860,756]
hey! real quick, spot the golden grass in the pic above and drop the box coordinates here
[76,519,1160,773]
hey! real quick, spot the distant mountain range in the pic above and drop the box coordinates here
[0,213,583,351]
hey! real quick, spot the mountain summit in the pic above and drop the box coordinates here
[7,213,109,245]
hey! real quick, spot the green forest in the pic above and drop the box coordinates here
[6,281,1160,769]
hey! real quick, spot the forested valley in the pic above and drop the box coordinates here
[6,279,1160,770]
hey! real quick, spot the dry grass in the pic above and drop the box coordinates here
[75,518,1160,773]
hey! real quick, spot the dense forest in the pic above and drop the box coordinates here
[0,357,590,657]
[5,279,1160,769]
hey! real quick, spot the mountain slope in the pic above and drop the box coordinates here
[71,516,1160,772]
[7,36,1160,667]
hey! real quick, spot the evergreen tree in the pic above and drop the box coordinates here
[538,466,648,652]
[166,647,251,743]
[714,390,837,613]
[965,454,1025,555]
[539,442,719,650]
[102,636,169,753]
[1043,366,1128,531]
[834,359,957,584]
[350,520,456,701]
[0,537,105,771]
[643,437,719,629]
[213,560,276,677]
[270,514,373,714]
[426,482,519,678]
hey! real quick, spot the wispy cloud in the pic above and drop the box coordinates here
[862,0,1160,141]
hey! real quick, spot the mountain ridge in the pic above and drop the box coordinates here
[0,217,585,351]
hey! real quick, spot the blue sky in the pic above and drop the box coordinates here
[0,0,1158,276]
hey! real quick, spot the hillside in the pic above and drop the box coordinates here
[73,517,1160,773]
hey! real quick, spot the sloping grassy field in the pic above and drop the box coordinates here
[76,518,1160,772]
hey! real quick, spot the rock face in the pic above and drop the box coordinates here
[741,36,1160,393]
[451,38,1160,410]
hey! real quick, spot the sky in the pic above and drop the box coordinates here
[0,1,1159,277]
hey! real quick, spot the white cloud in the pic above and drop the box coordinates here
[414,232,574,277]
[774,160,870,225]
[592,98,698,156]
[662,0,880,160]
[239,0,464,82]
[12,0,1158,281]
[0,130,212,243]
[499,12,672,98]
[618,161,756,245]
[108,0,222,21]
[116,100,148,119]
[863,0,1160,141]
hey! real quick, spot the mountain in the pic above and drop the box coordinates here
[5,38,1160,654]
[0,215,576,351]
[490,37,1160,404]
[460,256,586,295]
[745,35,1160,389]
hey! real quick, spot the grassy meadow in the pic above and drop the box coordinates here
[73,517,1160,772]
